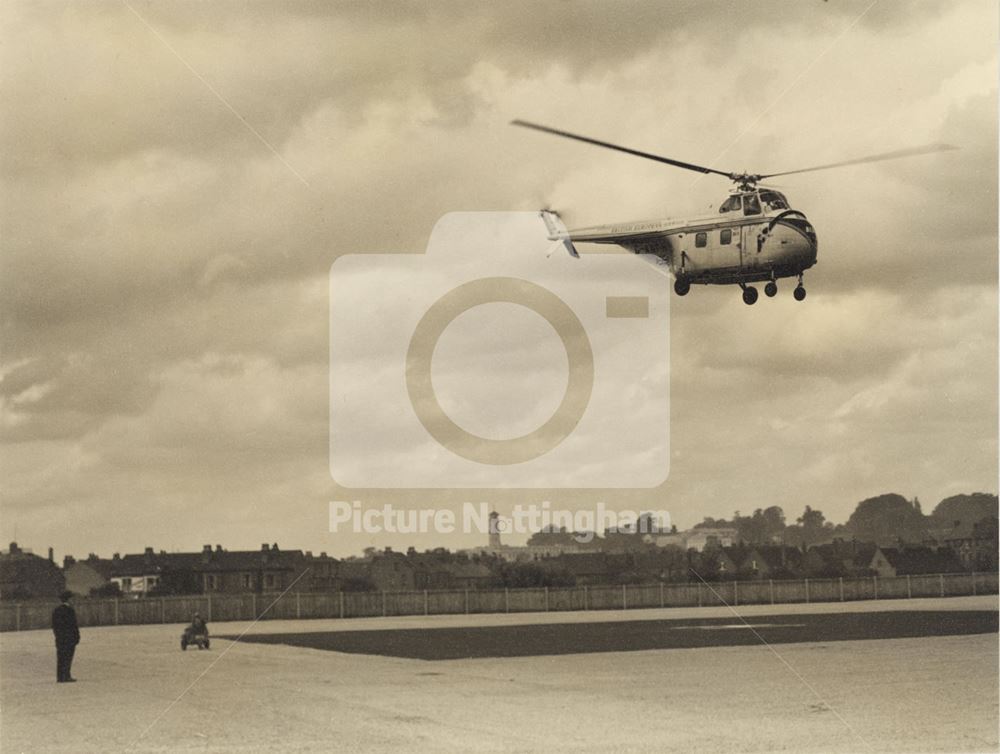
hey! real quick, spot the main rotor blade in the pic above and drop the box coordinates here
[760,143,958,179]
[512,119,733,179]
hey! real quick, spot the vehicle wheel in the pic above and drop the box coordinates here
[793,285,806,301]
[764,281,777,297]
[674,279,690,296]
[742,286,758,305]
[181,640,187,651]
[205,639,210,650]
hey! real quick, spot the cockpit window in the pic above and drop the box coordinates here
[719,195,742,213]
[743,193,761,216]
[759,190,789,211]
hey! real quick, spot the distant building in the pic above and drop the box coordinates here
[942,518,998,572]
[462,511,586,562]
[68,543,315,597]
[63,554,115,596]
[647,527,740,552]
[803,540,877,578]
[0,542,65,600]
[868,546,965,578]
[686,528,740,552]
[742,546,806,579]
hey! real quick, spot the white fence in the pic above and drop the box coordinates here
[2,571,996,632]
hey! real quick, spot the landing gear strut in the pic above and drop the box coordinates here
[793,274,806,301]
[674,279,690,297]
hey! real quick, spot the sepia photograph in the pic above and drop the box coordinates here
[1,1,998,752]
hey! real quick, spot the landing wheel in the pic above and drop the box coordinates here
[742,286,758,305]
[793,285,806,301]
[674,279,690,297]
[764,281,777,298]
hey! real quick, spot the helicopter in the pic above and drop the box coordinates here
[513,120,955,304]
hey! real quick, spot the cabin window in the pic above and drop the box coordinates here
[720,229,732,245]
[743,193,761,215]
[759,190,789,211]
[719,195,741,213]
[695,232,707,248]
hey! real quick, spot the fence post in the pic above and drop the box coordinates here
[583,585,588,611]
[114,598,119,625]
[160,598,165,624]
[253,593,257,620]
[804,579,809,604]
[659,582,665,608]
[207,594,213,623]
[972,572,977,596]
[423,589,428,615]
[939,573,945,597]
[873,576,878,600]
[15,604,20,632]
[733,581,738,607]
[769,579,775,605]
[838,577,844,602]
[381,591,387,617]
[907,575,912,599]
[544,586,549,612]
[504,587,509,613]
[296,592,301,619]
[697,582,702,607]
[338,591,344,619]
[465,589,469,614]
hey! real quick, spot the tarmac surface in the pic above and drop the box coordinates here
[1,595,997,753]
[222,609,998,660]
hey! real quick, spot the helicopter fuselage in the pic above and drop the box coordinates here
[561,190,817,287]
[544,188,817,302]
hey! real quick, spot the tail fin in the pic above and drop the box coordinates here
[539,210,580,258]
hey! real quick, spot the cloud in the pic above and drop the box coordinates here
[1,0,995,557]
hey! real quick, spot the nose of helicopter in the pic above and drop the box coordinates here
[769,216,817,270]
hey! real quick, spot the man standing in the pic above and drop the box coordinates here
[51,590,80,683]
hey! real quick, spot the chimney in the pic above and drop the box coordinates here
[215,544,223,553]
[261,543,269,551]
[144,546,154,558]
[271,543,279,552]
[48,547,54,562]
[202,544,212,563]
[63,555,76,568]
[8,542,19,555]
[112,552,121,561]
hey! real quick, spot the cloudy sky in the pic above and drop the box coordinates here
[2,0,996,559]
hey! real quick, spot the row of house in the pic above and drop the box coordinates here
[521,541,972,584]
[695,542,967,580]
[0,533,987,600]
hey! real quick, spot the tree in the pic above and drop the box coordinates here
[736,507,786,544]
[846,493,929,544]
[931,493,998,526]
[795,506,831,546]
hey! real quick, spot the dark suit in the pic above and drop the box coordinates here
[51,603,80,682]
